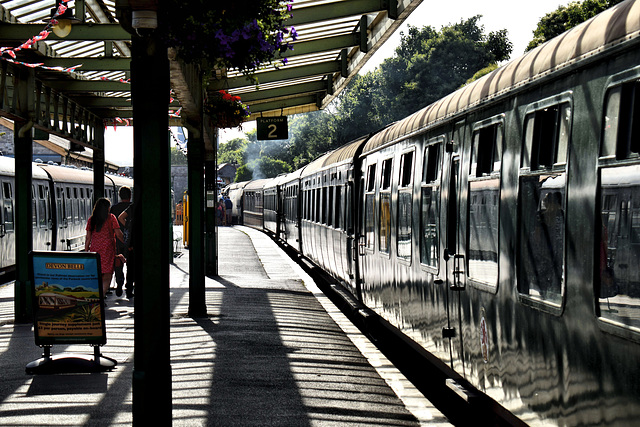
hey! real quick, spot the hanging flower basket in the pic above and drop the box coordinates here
[204,90,251,129]
[159,1,297,78]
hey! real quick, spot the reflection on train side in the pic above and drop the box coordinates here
[519,173,566,306]
[599,164,640,329]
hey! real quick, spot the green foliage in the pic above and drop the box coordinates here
[218,137,248,165]
[526,0,626,51]
[170,147,188,165]
[235,164,253,182]
[289,111,337,168]
[335,16,511,139]
[463,63,499,87]
[218,16,514,176]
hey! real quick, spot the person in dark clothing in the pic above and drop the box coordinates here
[111,186,132,297]
[224,195,233,225]
[117,203,135,299]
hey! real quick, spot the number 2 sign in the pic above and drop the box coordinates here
[257,116,288,140]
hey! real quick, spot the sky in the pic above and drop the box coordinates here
[105,0,565,166]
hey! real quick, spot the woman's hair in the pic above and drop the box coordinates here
[90,197,112,232]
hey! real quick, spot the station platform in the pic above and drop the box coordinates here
[0,225,451,426]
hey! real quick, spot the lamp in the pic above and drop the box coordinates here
[50,0,80,38]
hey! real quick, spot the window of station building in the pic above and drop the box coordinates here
[397,151,414,260]
[597,77,640,332]
[2,181,14,232]
[468,119,503,289]
[421,138,442,269]
[517,96,571,309]
[379,158,393,254]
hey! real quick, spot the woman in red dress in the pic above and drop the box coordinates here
[85,198,124,295]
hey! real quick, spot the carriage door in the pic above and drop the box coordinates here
[440,121,466,369]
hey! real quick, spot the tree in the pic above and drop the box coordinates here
[526,0,626,51]
[380,17,511,122]
[288,110,336,168]
[217,137,248,165]
[170,147,188,165]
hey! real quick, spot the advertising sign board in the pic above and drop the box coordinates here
[29,251,106,346]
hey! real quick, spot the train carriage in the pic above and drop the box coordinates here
[0,157,52,276]
[226,1,640,424]
[223,181,249,225]
[0,157,133,275]
[242,179,269,229]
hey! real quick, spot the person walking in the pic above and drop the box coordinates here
[110,186,132,297]
[85,198,124,297]
[117,203,136,299]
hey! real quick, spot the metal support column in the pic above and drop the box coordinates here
[93,119,105,201]
[13,67,34,323]
[187,124,207,317]
[130,32,172,424]
[205,157,218,277]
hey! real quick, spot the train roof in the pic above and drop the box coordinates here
[37,163,109,186]
[0,156,49,180]
[363,0,640,154]
[224,181,250,192]
[105,173,134,189]
[300,135,369,178]
[243,178,271,191]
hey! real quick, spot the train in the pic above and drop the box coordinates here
[0,155,133,278]
[223,1,640,425]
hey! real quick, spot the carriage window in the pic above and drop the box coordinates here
[2,181,14,231]
[597,162,640,327]
[379,193,391,253]
[471,123,502,177]
[518,100,571,307]
[335,186,342,230]
[381,158,392,190]
[421,139,441,269]
[522,103,571,170]
[602,81,640,159]
[322,187,328,224]
[468,120,503,288]
[38,184,47,228]
[397,191,412,260]
[379,158,393,253]
[399,151,414,187]
[365,194,375,250]
[366,164,376,192]
[518,175,565,305]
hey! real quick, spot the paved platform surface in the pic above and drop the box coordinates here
[0,225,451,426]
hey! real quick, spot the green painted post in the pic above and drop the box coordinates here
[130,32,172,424]
[187,126,207,317]
[13,67,34,323]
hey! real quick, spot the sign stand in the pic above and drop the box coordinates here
[26,251,117,374]
[26,345,117,374]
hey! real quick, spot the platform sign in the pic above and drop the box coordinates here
[29,251,106,346]
[257,116,288,140]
